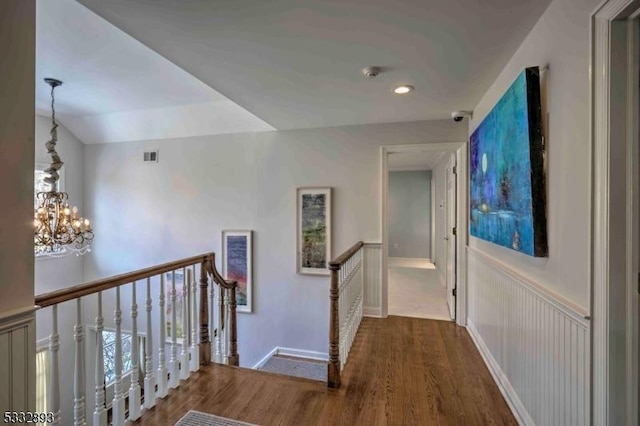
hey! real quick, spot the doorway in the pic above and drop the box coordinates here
[381,143,467,326]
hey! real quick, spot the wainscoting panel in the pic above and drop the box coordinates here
[0,307,36,413]
[363,243,382,317]
[467,248,590,426]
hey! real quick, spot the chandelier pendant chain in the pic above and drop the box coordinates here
[44,83,63,190]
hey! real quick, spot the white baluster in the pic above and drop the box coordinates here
[112,287,125,426]
[191,264,200,371]
[93,292,107,426]
[215,286,223,363]
[144,277,156,409]
[49,305,61,426]
[169,271,180,388]
[180,267,190,380]
[157,274,168,398]
[74,298,86,426]
[128,282,141,421]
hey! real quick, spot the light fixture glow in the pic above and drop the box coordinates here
[394,85,414,94]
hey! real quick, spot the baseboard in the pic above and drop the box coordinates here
[252,347,278,369]
[466,320,532,425]
[276,347,329,362]
[253,347,329,369]
[363,306,383,317]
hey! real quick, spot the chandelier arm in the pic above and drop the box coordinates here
[44,82,64,188]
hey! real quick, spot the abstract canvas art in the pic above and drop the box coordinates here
[222,230,253,313]
[470,67,547,257]
[297,187,332,275]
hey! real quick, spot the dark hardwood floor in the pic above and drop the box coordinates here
[135,316,516,425]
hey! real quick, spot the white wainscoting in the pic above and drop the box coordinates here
[467,248,590,426]
[363,243,382,317]
[0,306,36,413]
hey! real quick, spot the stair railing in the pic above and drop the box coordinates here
[35,252,238,426]
[327,241,364,388]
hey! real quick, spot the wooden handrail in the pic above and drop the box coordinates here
[35,251,239,370]
[328,241,364,269]
[35,253,215,308]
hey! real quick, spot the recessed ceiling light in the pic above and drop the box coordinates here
[394,85,414,94]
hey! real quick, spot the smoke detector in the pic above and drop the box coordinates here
[362,66,382,78]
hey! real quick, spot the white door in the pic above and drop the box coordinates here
[445,156,456,320]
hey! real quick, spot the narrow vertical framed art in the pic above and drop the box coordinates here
[296,187,332,276]
[222,230,253,313]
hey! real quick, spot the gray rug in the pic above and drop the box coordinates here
[259,356,327,382]
[175,410,258,426]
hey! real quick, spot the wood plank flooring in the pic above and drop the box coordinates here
[135,316,516,425]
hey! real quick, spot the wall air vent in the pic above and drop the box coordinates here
[143,150,158,163]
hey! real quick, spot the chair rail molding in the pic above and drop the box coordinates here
[591,0,640,424]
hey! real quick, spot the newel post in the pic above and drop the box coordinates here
[328,262,341,388]
[199,259,211,365]
[227,281,239,366]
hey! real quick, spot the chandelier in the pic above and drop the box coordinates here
[34,78,93,257]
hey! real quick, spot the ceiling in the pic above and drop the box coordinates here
[388,151,447,171]
[36,0,274,143]
[36,0,553,143]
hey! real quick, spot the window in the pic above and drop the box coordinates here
[102,330,133,385]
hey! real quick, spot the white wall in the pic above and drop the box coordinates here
[83,119,466,368]
[388,170,431,259]
[468,0,598,310]
[466,0,601,422]
[0,0,36,414]
[0,0,35,315]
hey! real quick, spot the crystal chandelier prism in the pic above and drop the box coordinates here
[34,78,93,257]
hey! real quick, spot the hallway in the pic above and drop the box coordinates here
[388,258,451,321]
[135,316,515,425]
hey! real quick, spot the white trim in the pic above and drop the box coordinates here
[591,1,640,423]
[381,142,467,323]
[388,257,431,262]
[0,305,37,330]
[253,347,329,369]
[252,347,278,369]
[467,321,532,425]
[363,307,382,318]
[625,16,640,425]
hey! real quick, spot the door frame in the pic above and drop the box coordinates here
[381,142,468,326]
[445,154,457,320]
[591,0,640,423]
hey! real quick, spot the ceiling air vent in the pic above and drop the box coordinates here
[143,150,158,163]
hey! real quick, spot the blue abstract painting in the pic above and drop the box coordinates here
[470,67,547,257]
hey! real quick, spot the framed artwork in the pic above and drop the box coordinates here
[469,66,548,257]
[296,187,332,275]
[164,270,185,342]
[222,230,253,313]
